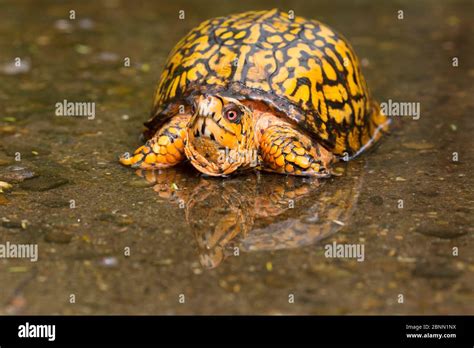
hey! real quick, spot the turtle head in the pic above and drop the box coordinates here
[185,95,257,176]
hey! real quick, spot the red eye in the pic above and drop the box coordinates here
[225,109,239,122]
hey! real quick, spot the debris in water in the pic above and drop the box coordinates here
[54,19,73,32]
[266,261,273,272]
[0,181,12,192]
[100,257,118,267]
[1,58,31,75]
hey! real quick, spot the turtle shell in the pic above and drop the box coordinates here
[146,9,388,156]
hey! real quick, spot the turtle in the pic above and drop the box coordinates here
[120,9,390,177]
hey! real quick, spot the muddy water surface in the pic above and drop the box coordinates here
[0,0,472,314]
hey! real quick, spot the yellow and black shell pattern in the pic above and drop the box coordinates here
[147,9,389,156]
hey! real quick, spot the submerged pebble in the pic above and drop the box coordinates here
[44,230,73,244]
[0,166,36,183]
[416,222,467,239]
[20,176,68,191]
[1,218,23,228]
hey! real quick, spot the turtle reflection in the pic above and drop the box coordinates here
[136,163,363,269]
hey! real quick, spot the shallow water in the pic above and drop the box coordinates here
[0,0,472,314]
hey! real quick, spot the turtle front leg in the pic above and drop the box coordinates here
[259,124,334,177]
[119,115,189,170]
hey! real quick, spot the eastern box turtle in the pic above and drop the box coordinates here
[120,9,390,176]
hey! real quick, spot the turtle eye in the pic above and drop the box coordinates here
[224,107,241,123]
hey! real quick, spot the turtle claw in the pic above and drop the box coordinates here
[120,143,182,170]
[119,145,155,169]
[119,146,146,168]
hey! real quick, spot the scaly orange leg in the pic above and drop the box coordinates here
[259,124,334,177]
[119,115,189,170]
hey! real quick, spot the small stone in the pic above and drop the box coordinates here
[369,195,383,205]
[0,181,12,192]
[395,177,406,182]
[1,218,22,228]
[416,223,467,239]
[20,176,68,191]
[0,166,36,183]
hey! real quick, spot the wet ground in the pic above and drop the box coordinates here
[0,0,473,314]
